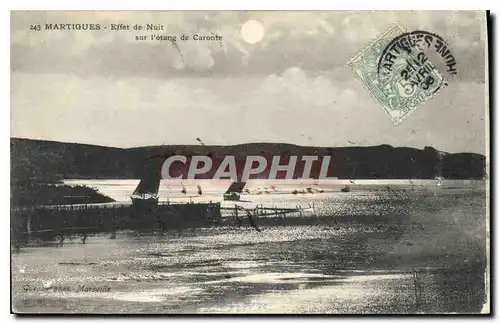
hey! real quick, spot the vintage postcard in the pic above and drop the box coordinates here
[10,11,490,314]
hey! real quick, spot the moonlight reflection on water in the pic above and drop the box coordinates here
[12,182,487,314]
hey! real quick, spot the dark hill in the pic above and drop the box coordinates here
[11,138,486,183]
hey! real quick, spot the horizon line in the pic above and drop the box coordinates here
[10,136,486,156]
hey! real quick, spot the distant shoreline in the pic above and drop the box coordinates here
[12,137,486,181]
[63,179,487,185]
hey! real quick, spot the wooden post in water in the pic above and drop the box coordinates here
[27,213,31,235]
[234,204,241,227]
[111,212,116,239]
[413,271,423,313]
[58,234,65,246]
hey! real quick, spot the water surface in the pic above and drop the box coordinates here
[12,182,487,314]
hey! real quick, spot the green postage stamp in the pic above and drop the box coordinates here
[348,25,447,124]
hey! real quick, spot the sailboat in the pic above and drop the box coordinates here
[224,182,247,201]
[131,158,162,209]
[131,178,160,209]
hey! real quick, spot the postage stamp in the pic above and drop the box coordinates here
[348,25,448,124]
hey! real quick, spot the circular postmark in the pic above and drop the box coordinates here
[377,30,458,79]
[374,30,457,113]
[347,25,459,124]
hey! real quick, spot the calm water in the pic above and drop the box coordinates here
[11,181,488,314]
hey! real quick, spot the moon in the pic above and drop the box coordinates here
[241,20,265,44]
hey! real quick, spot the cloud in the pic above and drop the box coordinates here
[258,67,336,107]
[176,39,216,71]
[11,11,486,81]
[10,68,486,154]
[10,73,230,146]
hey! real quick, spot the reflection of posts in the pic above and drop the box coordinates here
[246,211,261,232]
[413,272,424,312]
[234,205,242,227]
[11,227,21,253]
[58,234,64,246]
[111,213,116,239]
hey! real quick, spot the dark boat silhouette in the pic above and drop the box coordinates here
[129,157,222,228]
[341,185,351,193]
[224,182,247,201]
[130,158,161,209]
